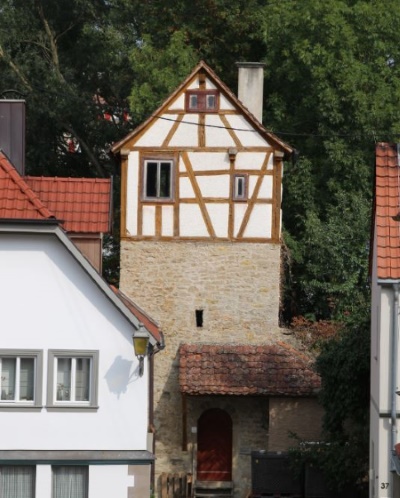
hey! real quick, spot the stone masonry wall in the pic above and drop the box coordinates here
[120,240,320,498]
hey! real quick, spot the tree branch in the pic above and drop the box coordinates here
[0,45,33,92]
[34,0,65,84]
[63,123,106,178]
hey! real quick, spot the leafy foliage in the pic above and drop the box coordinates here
[0,0,136,177]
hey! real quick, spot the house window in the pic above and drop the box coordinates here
[0,466,35,498]
[143,159,174,200]
[53,466,88,498]
[47,351,99,408]
[0,350,42,407]
[185,90,219,112]
[233,174,248,201]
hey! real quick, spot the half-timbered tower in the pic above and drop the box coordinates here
[112,61,323,498]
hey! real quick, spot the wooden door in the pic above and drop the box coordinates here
[197,408,232,481]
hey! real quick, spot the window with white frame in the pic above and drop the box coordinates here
[0,351,42,407]
[53,466,88,498]
[233,174,248,201]
[47,351,99,408]
[143,159,174,201]
[0,465,35,498]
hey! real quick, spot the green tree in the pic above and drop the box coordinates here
[261,0,400,320]
[0,0,137,177]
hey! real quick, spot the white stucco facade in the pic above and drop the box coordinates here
[0,226,154,498]
[370,231,400,498]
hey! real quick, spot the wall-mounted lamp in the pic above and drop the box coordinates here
[132,323,149,377]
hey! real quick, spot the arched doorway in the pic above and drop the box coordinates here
[197,408,232,481]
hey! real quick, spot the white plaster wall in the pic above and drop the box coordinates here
[196,175,230,198]
[142,206,156,236]
[168,114,199,146]
[89,465,131,498]
[180,205,208,236]
[244,204,272,238]
[135,116,176,147]
[35,464,143,498]
[219,94,235,111]
[169,94,185,110]
[206,203,229,238]
[255,175,273,199]
[235,151,274,170]
[162,206,174,237]
[205,115,236,147]
[224,114,271,147]
[234,204,247,235]
[36,465,52,498]
[189,152,230,171]
[180,177,195,198]
[126,151,139,236]
[379,287,393,411]
[0,233,148,451]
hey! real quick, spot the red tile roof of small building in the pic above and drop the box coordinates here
[25,176,112,234]
[375,143,400,279]
[0,151,55,220]
[179,342,321,396]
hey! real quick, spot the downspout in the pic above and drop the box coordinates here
[391,284,400,470]
[148,332,165,493]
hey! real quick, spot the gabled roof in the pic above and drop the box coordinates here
[25,176,112,234]
[375,143,400,280]
[0,221,162,348]
[179,342,320,396]
[112,60,292,155]
[0,150,55,221]
[110,285,162,344]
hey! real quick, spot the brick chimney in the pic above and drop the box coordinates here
[236,62,265,124]
[0,100,26,175]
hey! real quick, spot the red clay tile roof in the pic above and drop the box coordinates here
[179,342,320,396]
[375,143,400,279]
[110,285,163,345]
[0,151,55,220]
[25,176,112,234]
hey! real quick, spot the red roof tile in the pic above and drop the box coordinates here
[375,143,400,279]
[110,285,163,345]
[179,342,320,396]
[0,151,54,220]
[25,176,112,233]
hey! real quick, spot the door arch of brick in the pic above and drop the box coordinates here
[197,408,232,481]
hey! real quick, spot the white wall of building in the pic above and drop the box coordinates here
[0,232,148,451]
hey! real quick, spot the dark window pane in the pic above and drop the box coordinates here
[189,95,198,109]
[20,359,34,401]
[145,162,158,197]
[75,358,90,402]
[159,162,171,198]
[207,95,216,109]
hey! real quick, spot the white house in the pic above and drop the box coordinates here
[370,143,400,498]
[0,150,163,498]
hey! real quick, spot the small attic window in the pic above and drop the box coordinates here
[185,90,219,113]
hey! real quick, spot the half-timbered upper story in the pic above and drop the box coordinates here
[112,61,292,243]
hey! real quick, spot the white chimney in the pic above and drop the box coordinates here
[236,62,265,123]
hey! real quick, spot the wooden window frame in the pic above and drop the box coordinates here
[185,90,219,113]
[142,158,175,203]
[233,174,248,201]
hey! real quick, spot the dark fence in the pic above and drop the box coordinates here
[159,472,192,498]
